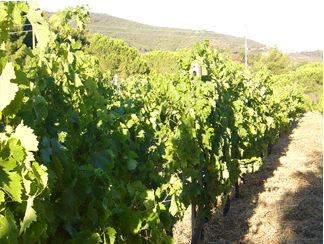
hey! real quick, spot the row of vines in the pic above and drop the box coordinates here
[0,2,305,243]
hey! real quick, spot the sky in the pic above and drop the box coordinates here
[37,0,323,54]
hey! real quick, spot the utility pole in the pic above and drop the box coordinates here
[244,24,248,71]
[32,25,35,50]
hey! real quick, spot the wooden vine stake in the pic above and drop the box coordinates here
[191,203,197,239]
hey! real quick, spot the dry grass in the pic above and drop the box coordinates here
[173,111,323,244]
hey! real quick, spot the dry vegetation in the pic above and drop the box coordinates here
[173,111,323,243]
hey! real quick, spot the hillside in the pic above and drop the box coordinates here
[44,10,322,61]
[87,12,266,53]
[289,50,323,64]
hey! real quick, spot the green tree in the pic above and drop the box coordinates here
[272,62,323,112]
[254,45,292,75]
[86,33,149,81]
[293,62,323,86]
[142,50,177,75]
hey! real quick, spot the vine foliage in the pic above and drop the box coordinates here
[0,2,305,243]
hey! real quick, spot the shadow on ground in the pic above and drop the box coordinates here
[203,114,323,244]
[278,150,323,243]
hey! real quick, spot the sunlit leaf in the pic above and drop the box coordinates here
[19,195,37,235]
[12,122,38,163]
[130,212,142,234]
[0,62,18,112]
[0,209,19,244]
[0,170,23,202]
[106,227,116,244]
[26,2,51,53]
[169,195,178,216]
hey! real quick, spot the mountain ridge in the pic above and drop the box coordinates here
[44,10,322,62]
[87,12,266,53]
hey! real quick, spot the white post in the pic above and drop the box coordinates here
[32,25,35,50]
[244,24,248,71]
[114,74,117,94]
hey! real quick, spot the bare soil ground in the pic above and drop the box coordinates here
[173,111,323,244]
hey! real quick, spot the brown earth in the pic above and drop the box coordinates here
[173,111,323,244]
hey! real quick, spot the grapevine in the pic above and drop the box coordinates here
[0,2,305,243]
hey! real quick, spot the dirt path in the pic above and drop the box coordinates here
[174,111,323,244]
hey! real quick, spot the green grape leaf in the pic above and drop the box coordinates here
[0,157,16,171]
[223,165,229,180]
[48,12,63,28]
[12,5,22,25]
[12,122,38,163]
[238,127,248,138]
[11,65,29,86]
[22,172,33,196]
[71,40,82,50]
[142,189,155,210]
[105,227,116,244]
[126,158,137,170]
[88,150,114,171]
[12,122,38,152]
[71,231,102,244]
[0,3,8,24]
[127,150,138,159]
[0,191,4,203]
[32,162,48,193]
[266,116,274,128]
[40,147,51,163]
[127,181,145,197]
[74,73,82,87]
[0,62,18,112]
[67,52,74,64]
[126,119,135,129]
[0,209,19,244]
[169,195,178,216]
[130,211,142,234]
[165,236,174,244]
[158,202,166,211]
[34,102,48,122]
[1,170,23,202]
[145,212,159,226]
[2,90,24,116]
[202,128,214,150]
[16,2,29,16]
[24,212,47,240]
[65,221,77,238]
[8,138,25,162]
[50,138,68,156]
[202,66,208,76]
[112,123,130,142]
[23,47,34,57]
[26,2,51,54]
[91,233,102,243]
